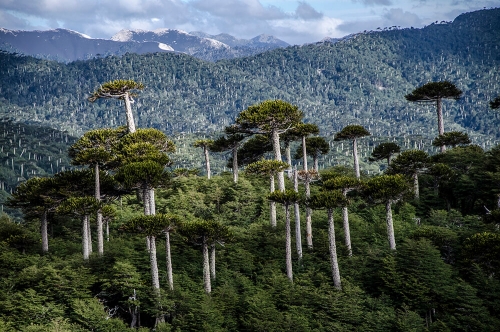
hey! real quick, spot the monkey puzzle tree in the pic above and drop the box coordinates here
[268,190,301,282]
[334,125,371,179]
[57,196,101,260]
[281,123,319,176]
[323,176,361,256]
[7,177,60,253]
[369,142,401,167]
[295,136,330,172]
[245,159,289,227]
[405,81,462,152]
[180,219,231,293]
[68,127,125,256]
[297,169,320,249]
[88,79,144,133]
[363,174,411,250]
[228,134,273,168]
[308,190,347,289]
[121,214,180,292]
[194,139,214,180]
[235,100,304,191]
[211,126,248,183]
[432,131,471,149]
[387,150,430,199]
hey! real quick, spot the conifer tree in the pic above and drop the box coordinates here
[432,131,471,149]
[369,142,401,166]
[363,174,411,250]
[194,139,214,180]
[405,81,462,152]
[387,150,430,199]
[246,159,289,227]
[88,79,144,133]
[294,136,330,172]
[334,125,371,179]
[281,123,319,177]
[268,190,301,282]
[236,100,303,191]
[211,126,248,183]
[308,190,347,289]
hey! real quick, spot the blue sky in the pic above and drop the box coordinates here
[0,0,497,44]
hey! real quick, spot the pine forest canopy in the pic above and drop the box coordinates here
[0,8,498,146]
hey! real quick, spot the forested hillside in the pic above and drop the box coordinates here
[0,9,499,143]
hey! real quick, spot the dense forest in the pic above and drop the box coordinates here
[1,7,500,332]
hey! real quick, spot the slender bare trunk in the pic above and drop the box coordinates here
[95,164,104,256]
[150,188,156,215]
[285,204,293,282]
[210,243,216,282]
[328,208,342,290]
[123,92,136,133]
[285,143,292,179]
[342,205,352,257]
[41,210,48,253]
[129,289,139,328]
[413,172,420,199]
[82,215,89,260]
[271,130,285,191]
[302,136,308,171]
[149,235,160,290]
[270,175,277,227]
[203,238,211,293]
[165,231,173,290]
[87,216,92,254]
[436,98,445,152]
[232,147,238,183]
[386,201,396,250]
[313,156,319,172]
[106,220,109,242]
[305,178,313,249]
[293,167,302,260]
[204,147,211,179]
[353,138,360,179]
[143,187,151,251]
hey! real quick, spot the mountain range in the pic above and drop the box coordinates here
[0,27,289,63]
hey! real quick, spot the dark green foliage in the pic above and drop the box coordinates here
[405,81,462,103]
[88,79,144,102]
[363,174,411,202]
[294,136,330,160]
[334,125,371,141]
[491,96,500,109]
[432,131,471,148]
[229,134,273,167]
[387,150,430,176]
[369,142,401,164]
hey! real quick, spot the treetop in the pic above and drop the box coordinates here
[405,81,462,103]
[334,125,371,141]
[88,79,144,102]
[235,100,303,133]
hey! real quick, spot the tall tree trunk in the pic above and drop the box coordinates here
[143,187,151,251]
[210,243,216,282]
[150,188,156,215]
[271,130,285,191]
[123,92,136,133]
[87,216,92,254]
[203,238,211,293]
[313,156,319,172]
[293,167,303,260]
[95,164,104,256]
[149,235,160,290]
[342,203,352,256]
[106,220,110,242]
[165,231,173,290]
[305,178,313,249]
[285,204,293,282]
[41,210,48,253]
[302,136,308,171]
[82,215,89,260]
[353,138,360,179]
[436,98,446,152]
[129,289,139,328]
[204,147,211,179]
[413,172,420,199]
[285,142,292,179]
[270,175,277,227]
[386,201,396,250]
[328,208,342,290]
[232,147,238,183]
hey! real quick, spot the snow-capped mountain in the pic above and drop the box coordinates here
[0,28,290,63]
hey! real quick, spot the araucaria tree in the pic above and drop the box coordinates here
[211,126,248,183]
[405,81,462,152]
[432,131,471,149]
[236,100,304,191]
[363,174,411,250]
[268,190,301,282]
[308,190,348,289]
[295,136,330,172]
[387,150,430,199]
[69,127,124,256]
[193,139,214,179]
[245,159,289,227]
[282,123,319,176]
[334,125,371,179]
[323,176,361,256]
[88,79,144,133]
[369,142,401,167]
